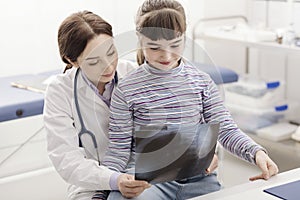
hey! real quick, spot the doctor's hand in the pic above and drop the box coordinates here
[249,150,279,181]
[117,174,151,198]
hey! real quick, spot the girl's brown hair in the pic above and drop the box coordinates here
[135,0,186,65]
[57,10,113,73]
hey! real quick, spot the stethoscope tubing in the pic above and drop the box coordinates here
[74,68,100,165]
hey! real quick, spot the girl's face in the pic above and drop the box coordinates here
[140,35,185,71]
[77,34,118,86]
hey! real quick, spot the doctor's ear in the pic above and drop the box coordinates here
[65,56,79,68]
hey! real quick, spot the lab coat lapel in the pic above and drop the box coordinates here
[85,86,108,108]
[76,70,109,109]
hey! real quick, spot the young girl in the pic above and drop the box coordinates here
[103,0,278,199]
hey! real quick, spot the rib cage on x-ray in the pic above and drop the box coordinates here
[134,122,220,184]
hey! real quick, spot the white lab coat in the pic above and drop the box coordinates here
[43,59,137,200]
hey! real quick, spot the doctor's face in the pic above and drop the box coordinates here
[77,34,118,85]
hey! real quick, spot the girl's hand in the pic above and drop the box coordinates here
[206,154,218,174]
[249,150,279,181]
[117,174,151,198]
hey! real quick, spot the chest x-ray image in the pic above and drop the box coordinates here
[134,122,220,184]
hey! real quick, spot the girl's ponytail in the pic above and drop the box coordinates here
[136,49,145,66]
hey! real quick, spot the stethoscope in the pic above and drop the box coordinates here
[74,68,101,165]
[74,68,118,166]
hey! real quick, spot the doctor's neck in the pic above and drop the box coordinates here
[97,82,107,95]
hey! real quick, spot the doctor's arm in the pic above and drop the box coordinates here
[43,80,116,190]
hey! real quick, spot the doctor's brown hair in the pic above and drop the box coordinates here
[135,0,186,65]
[57,10,113,73]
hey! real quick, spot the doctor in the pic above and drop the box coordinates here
[43,11,151,200]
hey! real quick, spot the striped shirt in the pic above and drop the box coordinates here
[103,61,264,172]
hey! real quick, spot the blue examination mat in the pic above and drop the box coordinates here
[0,70,61,122]
[0,74,45,122]
[0,65,237,122]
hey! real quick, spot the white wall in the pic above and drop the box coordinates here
[203,0,248,18]
[0,0,203,77]
[195,0,249,74]
[0,0,145,77]
[0,0,113,76]
[1,0,299,79]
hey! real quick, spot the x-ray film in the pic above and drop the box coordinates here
[134,122,220,184]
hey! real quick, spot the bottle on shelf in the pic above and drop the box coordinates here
[283,23,296,46]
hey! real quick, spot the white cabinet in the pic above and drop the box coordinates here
[192,16,300,102]
[0,115,68,199]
